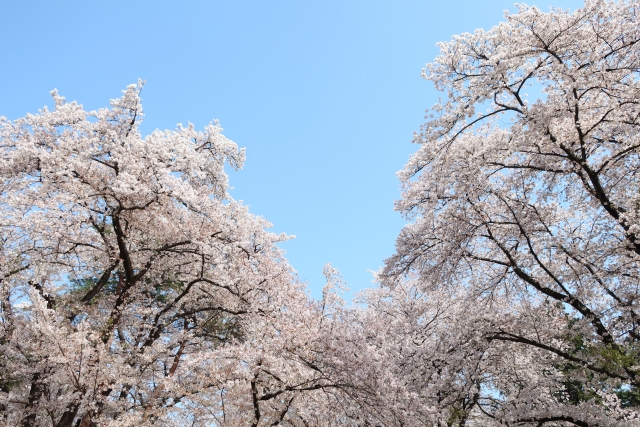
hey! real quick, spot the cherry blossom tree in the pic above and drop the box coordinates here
[6,2,640,426]
[371,1,640,425]
[0,83,358,427]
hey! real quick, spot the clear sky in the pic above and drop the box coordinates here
[1,0,583,299]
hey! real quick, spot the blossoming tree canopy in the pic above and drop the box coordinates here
[4,1,640,426]
[0,82,344,427]
[372,1,640,425]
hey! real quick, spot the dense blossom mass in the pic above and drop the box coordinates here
[366,0,640,425]
[0,83,363,426]
[2,0,640,426]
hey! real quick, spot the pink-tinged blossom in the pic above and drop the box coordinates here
[0,83,360,426]
[360,1,640,425]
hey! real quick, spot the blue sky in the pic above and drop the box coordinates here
[1,0,583,299]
